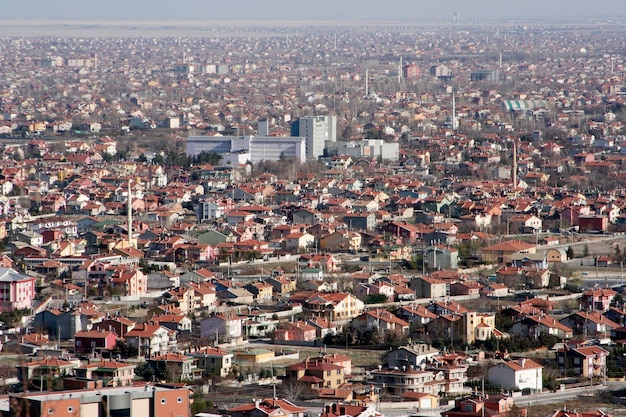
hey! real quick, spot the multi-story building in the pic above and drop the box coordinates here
[186,135,306,164]
[189,346,234,377]
[291,115,337,160]
[0,268,36,312]
[124,324,176,357]
[488,359,543,393]
[6,384,191,417]
[74,360,136,387]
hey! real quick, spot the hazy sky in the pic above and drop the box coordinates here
[3,0,625,21]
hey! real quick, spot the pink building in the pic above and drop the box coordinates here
[0,268,36,312]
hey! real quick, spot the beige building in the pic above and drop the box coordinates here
[320,230,362,252]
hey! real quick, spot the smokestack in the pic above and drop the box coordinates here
[512,141,517,190]
[127,180,133,248]
[452,91,457,131]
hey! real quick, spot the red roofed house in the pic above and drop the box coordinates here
[273,321,317,343]
[481,240,536,264]
[351,309,410,336]
[581,288,616,312]
[147,352,202,381]
[74,360,136,387]
[555,345,609,378]
[74,330,117,354]
[285,356,346,389]
[230,398,306,417]
[488,358,543,392]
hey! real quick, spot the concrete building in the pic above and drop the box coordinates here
[0,268,36,312]
[291,115,337,160]
[5,384,191,417]
[186,135,306,164]
[488,359,543,392]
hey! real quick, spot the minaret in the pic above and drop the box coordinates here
[512,141,518,189]
[127,180,133,248]
[452,91,457,130]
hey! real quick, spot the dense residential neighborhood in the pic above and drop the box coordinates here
[0,10,626,417]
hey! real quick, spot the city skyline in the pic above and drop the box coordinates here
[2,0,626,21]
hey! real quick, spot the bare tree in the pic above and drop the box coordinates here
[280,381,307,402]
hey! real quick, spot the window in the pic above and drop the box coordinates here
[177,397,183,403]
[76,341,82,347]
[161,399,167,404]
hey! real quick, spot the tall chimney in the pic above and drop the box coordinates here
[512,141,517,190]
[127,180,133,248]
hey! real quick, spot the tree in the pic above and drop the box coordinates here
[566,246,574,260]
[280,381,307,401]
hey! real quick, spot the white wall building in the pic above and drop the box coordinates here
[186,135,306,164]
[488,358,543,392]
[296,115,337,160]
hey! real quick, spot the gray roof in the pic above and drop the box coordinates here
[0,268,34,283]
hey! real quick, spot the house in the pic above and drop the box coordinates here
[441,394,517,417]
[320,403,377,417]
[387,344,440,369]
[560,311,619,336]
[200,313,243,340]
[188,346,234,378]
[488,359,543,392]
[148,352,202,381]
[370,362,468,396]
[450,281,482,296]
[273,321,318,343]
[74,330,117,354]
[509,315,573,339]
[16,358,78,388]
[581,288,616,312]
[507,214,542,233]
[555,346,609,378]
[481,240,536,264]
[34,305,105,340]
[423,245,458,270]
[302,292,365,323]
[396,304,437,325]
[244,281,274,303]
[124,324,175,357]
[307,317,337,339]
[409,276,449,299]
[320,230,362,252]
[0,268,36,312]
[151,314,193,334]
[93,317,136,337]
[285,356,346,389]
[229,398,306,417]
[481,283,509,298]
[74,360,136,387]
[351,309,410,336]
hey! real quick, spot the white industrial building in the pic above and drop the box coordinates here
[325,139,399,161]
[186,135,306,164]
